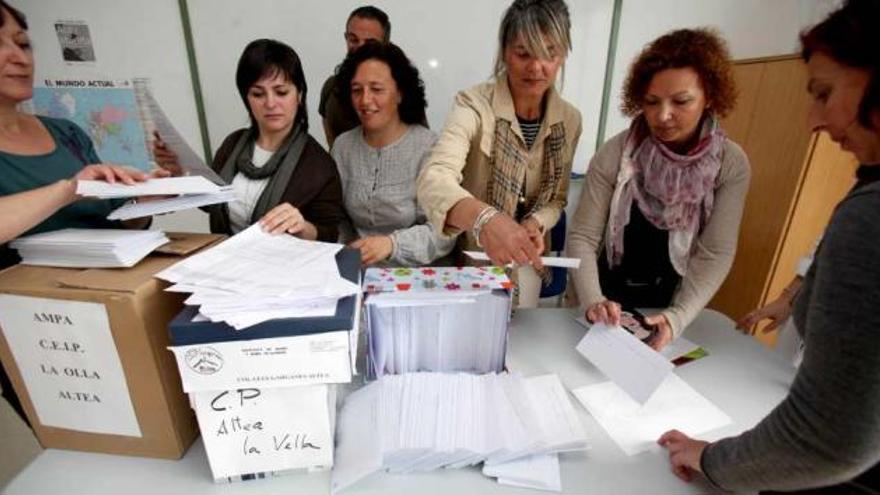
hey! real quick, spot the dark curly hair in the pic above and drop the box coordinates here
[335,41,428,127]
[801,0,880,129]
[621,28,737,119]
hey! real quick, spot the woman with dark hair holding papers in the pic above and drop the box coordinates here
[659,1,880,491]
[202,39,343,241]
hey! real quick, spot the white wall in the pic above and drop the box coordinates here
[187,0,612,177]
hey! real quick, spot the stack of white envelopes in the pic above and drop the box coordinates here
[362,266,513,379]
[76,176,235,220]
[10,228,169,268]
[156,224,360,329]
[332,372,588,493]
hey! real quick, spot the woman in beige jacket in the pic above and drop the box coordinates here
[567,28,750,350]
[417,0,582,306]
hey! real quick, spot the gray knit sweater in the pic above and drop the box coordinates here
[701,178,880,491]
[332,125,455,266]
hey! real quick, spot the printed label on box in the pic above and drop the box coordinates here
[169,331,353,393]
[0,294,141,437]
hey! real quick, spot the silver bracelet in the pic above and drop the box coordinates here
[472,206,499,248]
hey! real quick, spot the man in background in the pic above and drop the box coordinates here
[319,5,391,148]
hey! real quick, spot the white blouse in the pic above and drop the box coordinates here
[228,144,273,233]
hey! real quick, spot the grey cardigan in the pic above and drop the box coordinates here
[701,179,880,491]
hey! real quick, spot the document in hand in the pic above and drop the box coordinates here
[575,322,674,404]
[362,267,513,379]
[10,228,169,268]
[331,372,588,494]
[77,176,223,198]
[572,374,731,456]
[107,186,235,220]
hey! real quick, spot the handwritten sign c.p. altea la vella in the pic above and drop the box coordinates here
[191,385,334,480]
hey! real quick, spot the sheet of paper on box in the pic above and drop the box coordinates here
[576,322,673,404]
[0,294,141,436]
[156,225,358,329]
[192,384,334,479]
[10,228,168,268]
[572,373,732,456]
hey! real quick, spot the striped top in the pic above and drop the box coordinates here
[517,116,541,149]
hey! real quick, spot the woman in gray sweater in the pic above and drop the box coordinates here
[331,41,453,266]
[566,29,749,351]
[660,1,880,491]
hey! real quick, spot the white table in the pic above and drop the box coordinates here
[3,308,796,495]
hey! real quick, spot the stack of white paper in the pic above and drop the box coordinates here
[331,372,588,493]
[156,225,359,329]
[76,176,234,220]
[365,290,509,378]
[572,373,732,456]
[10,228,168,268]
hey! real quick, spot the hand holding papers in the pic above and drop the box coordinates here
[77,176,234,220]
[331,373,588,493]
[10,228,169,268]
[575,321,673,404]
[77,175,222,198]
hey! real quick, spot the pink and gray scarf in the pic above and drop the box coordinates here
[605,115,725,275]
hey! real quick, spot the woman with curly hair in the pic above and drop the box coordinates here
[332,41,453,266]
[567,28,750,351]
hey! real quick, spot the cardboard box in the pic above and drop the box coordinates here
[0,232,224,459]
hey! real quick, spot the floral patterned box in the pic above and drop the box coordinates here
[362,266,513,293]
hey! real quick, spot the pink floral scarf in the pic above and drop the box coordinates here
[605,115,725,275]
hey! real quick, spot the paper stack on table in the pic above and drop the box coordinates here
[10,228,169,268]
[76,176,234,220]
[363,266,513,379]
[156,224,360,329]
[331,372,588,493]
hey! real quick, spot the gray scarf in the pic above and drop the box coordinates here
[210,124,308,233]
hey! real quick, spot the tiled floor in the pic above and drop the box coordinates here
[0,388,41,490]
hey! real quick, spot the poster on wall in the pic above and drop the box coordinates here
[54,20,96,63]
[0,294,142,437]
